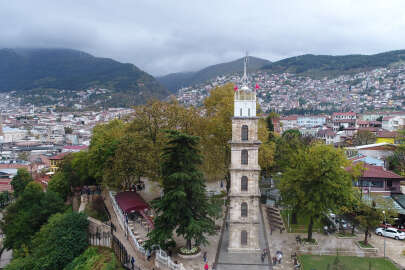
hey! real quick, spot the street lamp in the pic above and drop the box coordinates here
[382,210,386,259]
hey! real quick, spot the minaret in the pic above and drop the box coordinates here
[228,55,261,252]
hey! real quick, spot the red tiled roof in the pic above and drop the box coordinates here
[333,112,356,116]
[63,145,88,150]
[376,131,397,138]
[358,127,378,132]
[349,163,404,179]
[356,120,369,125]
[49,152,70,160]
[280,115,298,121]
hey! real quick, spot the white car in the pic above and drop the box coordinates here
[375,227,405,240]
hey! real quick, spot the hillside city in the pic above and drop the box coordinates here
[177,63,405,113]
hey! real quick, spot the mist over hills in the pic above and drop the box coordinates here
[0,48,169,107]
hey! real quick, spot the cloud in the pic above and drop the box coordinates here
[1,0,405,75]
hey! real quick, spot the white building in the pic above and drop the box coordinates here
[382,115,405,131]
[228,57,261,252]
[297,115,326,127]
[1,126,27,143]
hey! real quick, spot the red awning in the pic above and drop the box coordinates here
[115,191,149,213]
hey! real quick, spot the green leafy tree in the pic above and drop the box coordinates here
[387,129,405,176]
[356,201,384,245]
[10,168,33,198]
[279,144,353,241]
[147,130,218,250]
[353,130,376,146]
[1,182,65,251]
[88,119,126,183]
[47,172,70,201]
[5,212,89,270]
[274,129,304,173]
[104,133,152,189]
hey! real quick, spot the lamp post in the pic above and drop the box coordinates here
[382,210,386,259]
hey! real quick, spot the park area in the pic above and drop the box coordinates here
[299,255,398,270]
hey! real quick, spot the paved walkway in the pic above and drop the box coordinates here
[215,206,271,270]
[103,191,155,270]
[368,234,405,268]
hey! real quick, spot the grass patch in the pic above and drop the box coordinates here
[280,210,323,233]
[84,195,109,222]
[64,246,124,270]
[358,241,374,249]
[299,255,397,270]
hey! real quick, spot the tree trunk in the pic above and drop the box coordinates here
[225,173,231,194]
[364,228,369,245]
[307,216,314,241]
[186,239,192,250]
[291,210,297,225]
[351,224,355,235]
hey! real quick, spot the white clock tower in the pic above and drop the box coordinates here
[228,56,261,252]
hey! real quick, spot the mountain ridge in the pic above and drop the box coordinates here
[0,48,169,107]
[157,56,271,92]
[159,50,405,92]
[260,50,405,78]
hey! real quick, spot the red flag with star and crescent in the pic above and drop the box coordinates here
[234,85,238,91]
[255,83,260,90]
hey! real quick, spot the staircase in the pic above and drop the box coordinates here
[265,206,285,232]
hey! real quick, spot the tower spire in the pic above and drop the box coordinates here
[241,52,248,86]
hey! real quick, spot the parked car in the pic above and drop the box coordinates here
[375,227,405,240]
[379,223,405,233]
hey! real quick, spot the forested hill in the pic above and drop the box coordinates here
[157,56,271,92]
[260,50,405,78]
[0,48,169,107]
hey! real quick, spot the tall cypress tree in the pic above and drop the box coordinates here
[147,130,217,250]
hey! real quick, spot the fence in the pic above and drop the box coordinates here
[108,191,186,270]
[88,231,111,247]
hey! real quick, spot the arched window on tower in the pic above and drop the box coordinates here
[241,150,248,165]
[240,108,242,116]
[241,176,248,191]
[241,230,248,245]
[241,125,248,141]
[248,108,251,117]
[241,202,248,217]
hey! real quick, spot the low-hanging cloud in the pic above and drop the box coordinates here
[1,0,405,76]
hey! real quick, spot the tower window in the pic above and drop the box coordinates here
[241,176,248,191]
[241,202,248,217]
[241,150,248,165]
[241,230,247,245]
[240,108,242,116]
[241,125,248,141]
[248,108,251,117]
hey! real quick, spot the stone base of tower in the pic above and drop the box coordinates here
[227,223,261,253]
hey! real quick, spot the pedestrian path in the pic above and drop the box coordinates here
[103,191,155,270]
[215,208,272,270]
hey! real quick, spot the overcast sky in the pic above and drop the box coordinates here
[1,0,405,76]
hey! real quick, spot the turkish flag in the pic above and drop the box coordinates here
[255,83,260,89]
[234,85,238,91]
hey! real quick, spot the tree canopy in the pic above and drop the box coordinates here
[146,130,218,250]
[1,182,65,251]
[5,211,89,270]
[10,168,33,198]
[279,144,354,240]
